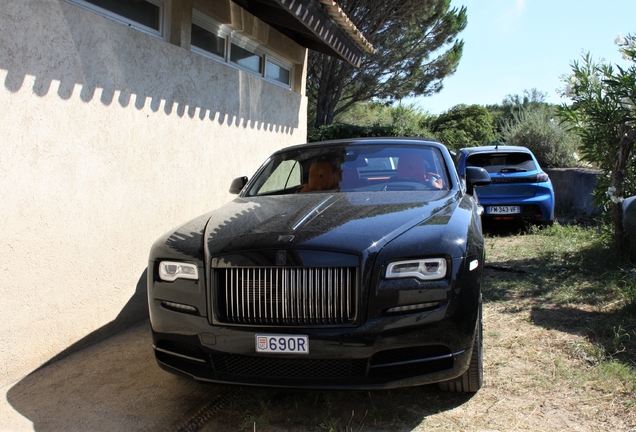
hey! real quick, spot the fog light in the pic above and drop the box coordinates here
[386,302,439,313]
[161,301,198,314]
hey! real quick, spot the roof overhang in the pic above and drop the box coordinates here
[231,0,373,67]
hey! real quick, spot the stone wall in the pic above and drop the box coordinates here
[545,168,601,214]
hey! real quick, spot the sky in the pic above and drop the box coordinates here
[410,0,636,114]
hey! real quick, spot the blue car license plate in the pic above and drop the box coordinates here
[488,205,520,214]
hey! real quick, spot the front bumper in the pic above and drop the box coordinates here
[149,302,476,390]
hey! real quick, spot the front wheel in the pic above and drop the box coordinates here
[438,303,483,393]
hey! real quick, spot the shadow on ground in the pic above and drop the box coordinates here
[40,269,151,368]
[5,268,211,431]
[530,304,636,369]
[6,273,474,431]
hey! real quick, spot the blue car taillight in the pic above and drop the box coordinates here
[536,172,549,182]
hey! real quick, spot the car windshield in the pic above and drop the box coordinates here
[466,152,536,173]
[245,144,450,196]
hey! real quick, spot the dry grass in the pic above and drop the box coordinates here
[201,223,636,432]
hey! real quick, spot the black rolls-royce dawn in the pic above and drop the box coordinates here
[148,138,491,392]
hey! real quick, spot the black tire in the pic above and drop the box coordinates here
[438,303,483,393]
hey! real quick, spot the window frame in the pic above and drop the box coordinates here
[191,10,293,89]
[66,0,169,38]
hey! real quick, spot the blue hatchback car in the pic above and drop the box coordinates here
[456,145,555,224]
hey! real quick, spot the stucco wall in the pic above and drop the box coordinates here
[0,0,307,388]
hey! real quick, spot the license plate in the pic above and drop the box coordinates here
[488,205,520,214]
[255,334,309,354]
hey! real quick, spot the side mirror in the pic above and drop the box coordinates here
[465,166,491,195]
[229,176,248,194]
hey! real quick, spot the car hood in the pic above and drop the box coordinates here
[204,191,459,257]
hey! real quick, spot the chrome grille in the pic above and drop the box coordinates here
[216,267,357,325]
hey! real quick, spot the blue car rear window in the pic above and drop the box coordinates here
[467,152,536,173]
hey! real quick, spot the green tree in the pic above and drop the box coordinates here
[333,101,434,130]
[308,0,467,125]
[487,88,550,133]
[428,104,498,151]
[386,103,436,137]
[501,106,580,168]
[558,34,636,261]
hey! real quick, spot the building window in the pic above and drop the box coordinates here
[192,11,292,89]
[191,23,225,58]
[265,59,290,86]
[67,0,166,37]
[230,43,262,74]
[191,10,227,59]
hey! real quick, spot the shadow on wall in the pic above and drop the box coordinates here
[0,1,301,134]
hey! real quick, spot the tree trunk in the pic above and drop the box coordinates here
[612,125,636,262]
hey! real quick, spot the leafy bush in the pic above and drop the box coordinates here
[556,35,636,262]
[501,106,580,168]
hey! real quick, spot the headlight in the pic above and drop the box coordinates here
[385,258,447,281]
[158,261,199,282]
